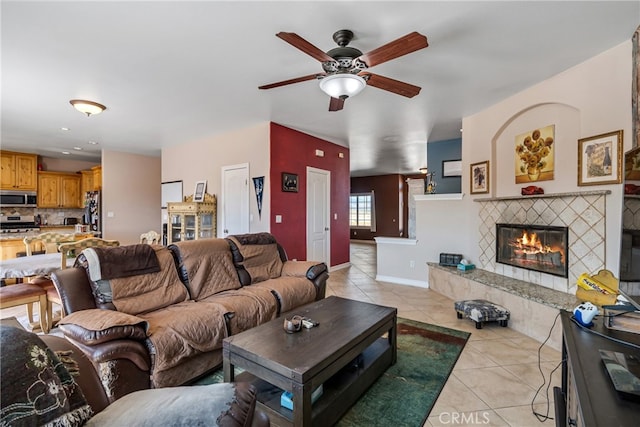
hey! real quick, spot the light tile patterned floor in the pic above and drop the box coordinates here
[0,242,563,426]
[328,242,562,427]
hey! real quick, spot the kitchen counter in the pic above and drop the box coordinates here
[0,231,94,260]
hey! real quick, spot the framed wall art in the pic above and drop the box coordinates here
[578,130,623,186]
[625,145,640,181]
[442,159,462,177]
[282,172,298,192]
[470,160,489,194]
[193,180,207,202]
[515,124,555,183]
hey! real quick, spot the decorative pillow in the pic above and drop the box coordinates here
[58,309,149,345]
[85,383,257,427]
[0,325,93,426]
[227,233,284,284]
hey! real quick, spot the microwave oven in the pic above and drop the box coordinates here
[0,190,37,207]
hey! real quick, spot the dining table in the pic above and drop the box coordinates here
[0,253,75,284]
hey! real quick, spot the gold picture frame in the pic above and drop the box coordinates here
[470,160,489,194]
[577,130,623,186]
[625,145,640,181]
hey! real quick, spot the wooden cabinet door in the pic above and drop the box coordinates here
[60,175,81,208]
[92,166,102,190]
[14,154,37,190]
[80,170,93,196]
[38,173,60,207]
[0,154,16,189]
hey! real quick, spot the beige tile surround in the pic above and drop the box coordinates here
[476,190,609,295]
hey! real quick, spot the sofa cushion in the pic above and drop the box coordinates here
[106,246,189,315]
[227,233,283,283]
[251,276,317,314]
[138,300,229,376]
[59,309,148,345]
[85,383,257,427]
[171,239,241,300]
[200,287,278,335]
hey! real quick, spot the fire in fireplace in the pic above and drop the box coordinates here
[496,223,568,278]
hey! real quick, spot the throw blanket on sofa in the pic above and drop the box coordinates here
[0,325,93,427]
[84,244,160,281]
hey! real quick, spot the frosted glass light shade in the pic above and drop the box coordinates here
[319,74,366,99]
[69,99,106,116]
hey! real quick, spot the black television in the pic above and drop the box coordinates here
[620,146,640,288]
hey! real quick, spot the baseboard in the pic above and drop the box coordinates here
[375,274,429,288]
[329,262,351,271]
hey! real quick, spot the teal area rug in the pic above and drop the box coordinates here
[195,318,469,427]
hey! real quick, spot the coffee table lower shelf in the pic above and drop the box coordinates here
[235,338,393,427]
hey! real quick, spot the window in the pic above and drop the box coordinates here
[349,192,376,231]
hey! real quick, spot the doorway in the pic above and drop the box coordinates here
[306,167,330,265]
[221,163,249,236]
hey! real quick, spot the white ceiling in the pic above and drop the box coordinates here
[2,1,639,177]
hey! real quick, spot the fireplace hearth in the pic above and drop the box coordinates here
[496,223,568,278]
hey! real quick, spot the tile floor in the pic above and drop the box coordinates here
[0,242,563,426]
[327,242,562,427]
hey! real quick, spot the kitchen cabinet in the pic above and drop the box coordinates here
[80,170,94,196]
[37,172,81,208]
[0,150,37,191]
[92,166,102,190]
[167,193,216,244]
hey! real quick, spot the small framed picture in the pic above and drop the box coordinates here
[282,172,298,192]
[470,161,489,194]
[193,180,207,202]
[578,130,623,186]
[625,145,640,181]
[442,159,462,177]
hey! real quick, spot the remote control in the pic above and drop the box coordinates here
[302,318,319,328]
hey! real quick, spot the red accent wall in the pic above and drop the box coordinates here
[270,123,350,267]
[350,174,406,240]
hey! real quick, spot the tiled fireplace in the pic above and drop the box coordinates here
[476,191,609,294]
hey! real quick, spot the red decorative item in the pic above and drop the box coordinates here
[625,184,640,195]
[521,186,544,196]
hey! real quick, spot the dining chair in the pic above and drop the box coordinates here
[0,283,49,333]
[139,230,161,245]
[23,232,75,256]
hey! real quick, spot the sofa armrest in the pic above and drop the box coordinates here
[281,261,328,300]
[52,267,98,314]
[59,309,149,345]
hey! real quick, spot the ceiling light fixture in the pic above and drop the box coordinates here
[319,74,366,99]
[69,99,106,116]
[419,167,429,174]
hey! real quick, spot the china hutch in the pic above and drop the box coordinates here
[167,193,216,244]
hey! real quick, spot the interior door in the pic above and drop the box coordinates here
[306,167,330,265]
[221,163,249,237]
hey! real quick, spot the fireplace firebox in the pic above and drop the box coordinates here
[496,223,568,278]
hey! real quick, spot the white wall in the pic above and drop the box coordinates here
[463,41,632,276]
[161,122,270,235]
[102,150,161,245]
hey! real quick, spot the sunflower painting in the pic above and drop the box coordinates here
[515,125,555,183]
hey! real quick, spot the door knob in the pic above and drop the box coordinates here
[324,227,329,231]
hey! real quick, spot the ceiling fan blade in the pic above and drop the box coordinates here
[329,97,344,111]
[259,73,324,90]
[361,73,421,98]
[276,32,335,63]
[358,32,428,68]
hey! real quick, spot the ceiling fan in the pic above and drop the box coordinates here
[259,29,428,111]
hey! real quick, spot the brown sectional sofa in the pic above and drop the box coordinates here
[51,233,328,403]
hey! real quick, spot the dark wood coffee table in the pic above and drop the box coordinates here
[223,296,397,426]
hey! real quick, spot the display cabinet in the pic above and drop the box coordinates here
[167,193,216,244]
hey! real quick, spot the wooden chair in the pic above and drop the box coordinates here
[41,237,120,329]
[140,230,161,245]
[23,232,75,256]
[0,283,49,333]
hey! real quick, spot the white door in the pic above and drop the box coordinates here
[306,167,330,265]
[221,163,249,237]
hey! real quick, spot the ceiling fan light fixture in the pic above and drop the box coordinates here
[319,74,366,99]
[69,99,106,116]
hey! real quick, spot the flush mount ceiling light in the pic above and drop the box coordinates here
[69,99,106,117]
[419,167,429,174]
[318,74,366,99]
